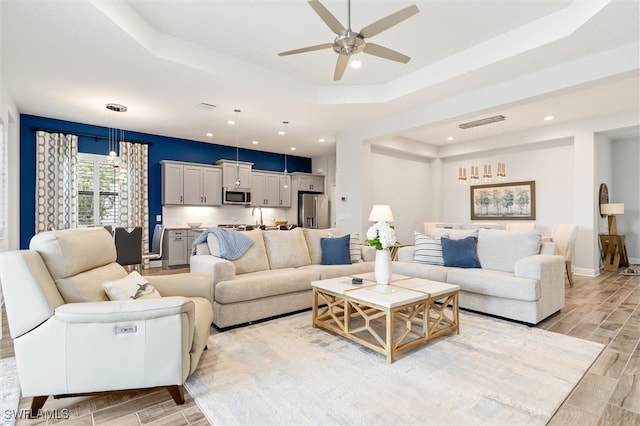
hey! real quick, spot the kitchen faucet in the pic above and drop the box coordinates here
[252,207,263,226]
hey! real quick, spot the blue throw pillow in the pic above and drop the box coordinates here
[321,234,352,265]
[441,236,481,268]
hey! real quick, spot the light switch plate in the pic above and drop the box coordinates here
[156,215,162,222]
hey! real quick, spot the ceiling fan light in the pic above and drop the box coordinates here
[350,57,362,68]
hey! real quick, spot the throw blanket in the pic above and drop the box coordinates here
[192,227,253,260]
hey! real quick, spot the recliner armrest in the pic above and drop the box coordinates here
[54,297,194,323]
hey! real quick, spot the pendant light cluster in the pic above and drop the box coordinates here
[456,115,507,184]
[106,103,127,169]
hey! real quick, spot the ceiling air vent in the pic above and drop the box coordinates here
[196,102,217,110]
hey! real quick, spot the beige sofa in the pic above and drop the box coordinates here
[392,228,565,324]
[190,227,375,328]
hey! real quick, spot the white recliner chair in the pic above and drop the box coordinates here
[0,227,213,416]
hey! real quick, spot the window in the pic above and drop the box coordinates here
[77,153,119,226]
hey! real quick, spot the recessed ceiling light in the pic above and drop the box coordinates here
[252,140,259,145]
[227,120,235,125]
[290,147,296,151]
[319,138,325,143]
[206,132,213,137]
[447,136,455,141]
[278,130,285,135]
[544,115,554,121]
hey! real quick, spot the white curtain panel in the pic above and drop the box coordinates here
[35,131,78,232]
[118,141,150,266]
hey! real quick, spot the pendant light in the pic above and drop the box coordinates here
[282,121,289,188]
[105,103,127,169]
[233,109,241,187]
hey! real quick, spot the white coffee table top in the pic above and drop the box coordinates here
[346,285,429,308]
[311,276,376,295]
[393,278,460,297]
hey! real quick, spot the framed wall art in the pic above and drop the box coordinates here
[470,180,536,220]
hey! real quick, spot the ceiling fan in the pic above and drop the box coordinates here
[278,0,419,81]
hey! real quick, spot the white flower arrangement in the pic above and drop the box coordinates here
[366,221,397,250]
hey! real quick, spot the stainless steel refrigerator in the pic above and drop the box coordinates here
[298,193,329,229]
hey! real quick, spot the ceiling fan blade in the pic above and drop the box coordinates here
[363,43,411,63]
[308,0,345,35]
[278,43,333,56]
[359,4,419,38]
[333,55,349,81]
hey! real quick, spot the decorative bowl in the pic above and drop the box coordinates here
[187,222,202,229]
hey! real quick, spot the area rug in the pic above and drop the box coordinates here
[620,265,640,276]
[185,311,604,425]
[0,357,20,426]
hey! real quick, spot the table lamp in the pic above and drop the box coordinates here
[368,205,394,223]
[600,203,624,235]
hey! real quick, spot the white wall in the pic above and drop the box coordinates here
[612,137,640,263]
[370,147,431,244]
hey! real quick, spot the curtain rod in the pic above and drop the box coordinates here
[29,126,152,145]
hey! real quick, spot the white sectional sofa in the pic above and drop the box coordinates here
[190,227,375,328]
[392,228,565,324]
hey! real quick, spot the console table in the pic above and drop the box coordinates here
[599,234,629,272]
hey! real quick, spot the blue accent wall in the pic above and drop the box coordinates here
[19,114,312,248]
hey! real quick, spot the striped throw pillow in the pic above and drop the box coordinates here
[350,233,362,263]
[412,231,444,265]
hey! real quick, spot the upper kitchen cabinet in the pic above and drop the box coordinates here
[162,161,184,204]
[161,161,222,206]
[294,173,324,193]
[252,171,289,207]
[216,159,253,189]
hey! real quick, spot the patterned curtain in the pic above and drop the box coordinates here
[118,141,150,266]
[35,131,78,232]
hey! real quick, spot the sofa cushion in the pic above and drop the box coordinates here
[431,228,478,240]
[303,228,340,264]
[412,232,444,265]
[102,271,161,301]
[446,268,540,301]
[263,227,311,269]
[298,261,375,280]
[232,229,270,274]
[321,234,351,265]
[391,261,448,283]
[441,236,481,268]
[214,268,320,304]
[476,229,541,273]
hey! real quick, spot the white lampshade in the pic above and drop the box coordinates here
[601,203,624,215]
[368,205,394,222]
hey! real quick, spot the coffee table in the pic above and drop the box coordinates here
[311,273,459,363]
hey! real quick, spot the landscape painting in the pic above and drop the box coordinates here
[470,180,536,220]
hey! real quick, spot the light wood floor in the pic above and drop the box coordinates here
[1,268,639,425]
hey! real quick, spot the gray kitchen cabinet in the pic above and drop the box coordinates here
[216,160,253,189]
[251,172,280,207]
[162,229,188,268]
[162,161,221,206]
[162,228,203,269]
[162,162,184,204]
[295,173,324,192]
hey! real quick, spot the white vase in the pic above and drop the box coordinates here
[375,248,392,285]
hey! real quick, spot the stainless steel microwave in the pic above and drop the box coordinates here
[223,189,251,205]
